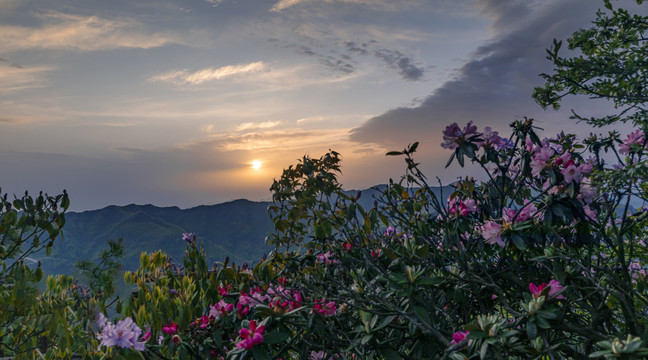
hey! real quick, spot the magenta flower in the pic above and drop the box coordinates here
[448,196,478,217]
[162,322,178,335]
[313,299,337,316]
[218,284,231,296]
[450,331,469,345]
[237,320,265,350]
[529,279,565,300]
[441,121,478,150]
[481,221,504,247]
[209,300,234,319]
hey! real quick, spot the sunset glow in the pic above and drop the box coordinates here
[0,0,627,211]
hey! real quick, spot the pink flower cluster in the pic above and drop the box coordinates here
[441,122,478,150]
[97,315,148,351]
[237,320,265,350]
[267,285,303,312]
[529,279,565,300]
[313,299,337,316]
[162,322,178,335]
[441,122,508,151]
[450,330,469,345]
[619,130,646,154]
[210,300,234,319]
[447,196,478,217]
[318,251,340,265]
[238,288,271,317]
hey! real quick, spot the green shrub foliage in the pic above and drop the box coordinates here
[1,1,648,359]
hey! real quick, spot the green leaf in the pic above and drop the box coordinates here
[480,341,489,360]
[511,234,527,251]
[251,347,272,360]
[263,330,289,345]
[379,348,402,360]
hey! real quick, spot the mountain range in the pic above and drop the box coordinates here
[39,185,427,277]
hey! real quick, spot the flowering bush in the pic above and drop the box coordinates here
[1,1,647,359]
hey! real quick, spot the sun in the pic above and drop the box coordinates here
[251,160,262,170]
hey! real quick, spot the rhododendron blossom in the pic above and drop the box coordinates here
[162,322,178,335]
[441,121,478,150]
[237,320,265,350]
[530,145,554,176]
[447,196,478,217]
[313,299,337,316]
[209,300,234,319]
[619,129,646,154]
[97,317,147,351]
[451,331,469,345]
[476,127,506,149]
[481,221,504,247]
[529,279,565,300]
[318,251,340,265]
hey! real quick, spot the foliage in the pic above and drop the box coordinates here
[2,1,648,359]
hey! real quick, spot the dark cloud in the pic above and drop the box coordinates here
[344,41,369,55]
[280,43,357,74]
[373,48,424,81]
[350,0,621,147]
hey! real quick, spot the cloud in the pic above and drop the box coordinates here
[205,0,224,7]
[193,128,352,152]
[0,62,54,94]
[236,121,281,131]
[0,11,176,52]
[271,0,307,11]
[149,62,266,86]
[271,0,426,12]
[349,0,613,148]
[373,49,424,81]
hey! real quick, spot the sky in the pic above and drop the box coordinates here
[0,0,644,211]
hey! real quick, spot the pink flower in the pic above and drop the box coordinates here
[210,300,234,319]
[476,127,505,149]
[237,320,265,350]
[218,284,231,297]
[182,232,196,244]
[619,130,646,154]
[451,331,469,345]
[313,299,337,316]
[517,201,538,222]
[317,251,340,265]
[162,322,178,335]
[342,242,353,252]
[448,196,478,217]
[583,205,597,221]
[554,151,572,166]
[561,164,583,184]
[370,249,382,259]
[530,145,554,176]
[481,221,504,247]
[529,279,565,300]
[196,315,211,329]
[441,122,478,150]
[310,351,332,360]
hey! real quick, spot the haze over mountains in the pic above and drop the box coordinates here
[39,185,424,277]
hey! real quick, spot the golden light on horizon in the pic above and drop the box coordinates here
[251,160,262,170]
